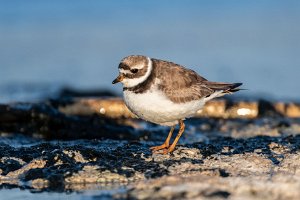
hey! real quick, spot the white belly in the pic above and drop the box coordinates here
[123,89,206,126]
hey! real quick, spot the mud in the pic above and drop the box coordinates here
[0,97,300,199]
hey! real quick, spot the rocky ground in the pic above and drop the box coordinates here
[0,96,300,199]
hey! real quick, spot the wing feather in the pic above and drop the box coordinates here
[153,59,214,103]
[152,59,242,103]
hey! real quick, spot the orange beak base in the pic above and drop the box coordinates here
[112,74,124,84]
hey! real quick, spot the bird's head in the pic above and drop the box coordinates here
[112,55,152,88]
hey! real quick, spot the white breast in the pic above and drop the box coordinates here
[123,88,206,126]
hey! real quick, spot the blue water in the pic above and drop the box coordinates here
[1,0,300,102]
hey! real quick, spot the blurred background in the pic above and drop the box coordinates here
[0,0,299,102]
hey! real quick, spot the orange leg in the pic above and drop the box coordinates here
[163,120,185,154]
[150,126,175,152]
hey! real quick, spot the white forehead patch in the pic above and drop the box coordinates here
[121,57,152,88]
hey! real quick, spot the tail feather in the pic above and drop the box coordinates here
[205,82,243,94]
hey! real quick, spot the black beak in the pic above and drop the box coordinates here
[112,74,124,84]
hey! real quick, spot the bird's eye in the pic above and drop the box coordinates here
[130,69,138,73]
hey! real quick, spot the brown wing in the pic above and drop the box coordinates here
[153,59,243,103]
[153,59,214,103]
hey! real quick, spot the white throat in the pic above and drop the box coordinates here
[122,57,152,88]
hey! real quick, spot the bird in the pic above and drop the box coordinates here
[112,55,242,154]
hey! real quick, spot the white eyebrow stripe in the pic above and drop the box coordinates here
[119,64,144,74]
[132,64,145,70]
[120,68,130,74]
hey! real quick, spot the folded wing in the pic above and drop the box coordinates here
[153,59,242,103]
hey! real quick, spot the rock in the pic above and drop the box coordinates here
[0,97,300,199]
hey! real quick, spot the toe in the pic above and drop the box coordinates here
[150,144,169,152]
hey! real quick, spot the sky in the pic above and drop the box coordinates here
[0,0,299,101]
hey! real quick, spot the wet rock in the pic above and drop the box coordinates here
[124,174,300,200]
[0,158,23,175]
[0,103,140,140]
[0,98,300,199]
[0,128,298,199]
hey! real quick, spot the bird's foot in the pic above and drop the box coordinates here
[150,143,176,154]
[150,143,169,153]
[163,145,176,154]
